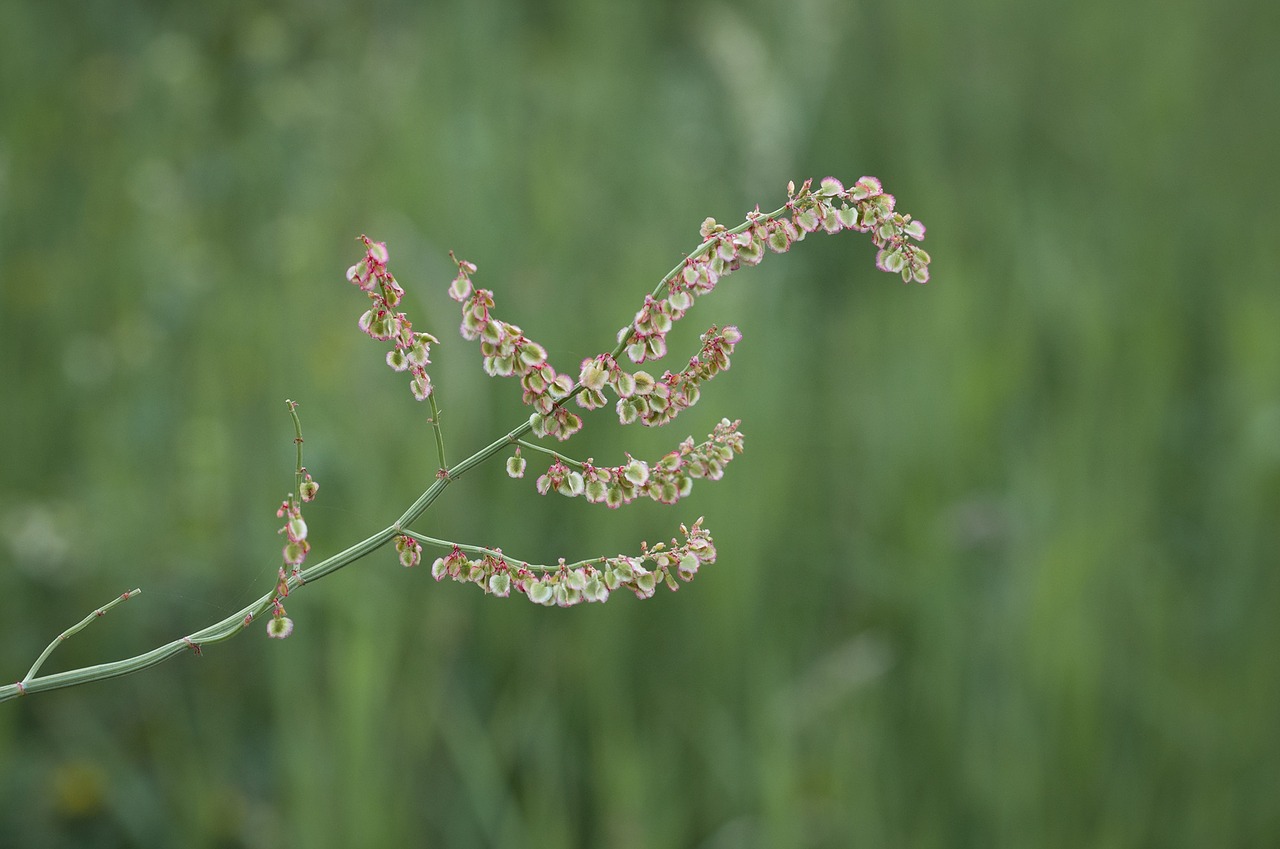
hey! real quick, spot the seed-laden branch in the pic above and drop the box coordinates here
[1,176,929,703]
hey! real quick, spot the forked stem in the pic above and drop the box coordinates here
[21,589,142,686]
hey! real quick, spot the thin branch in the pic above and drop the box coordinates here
[402,530,606,573]
[22,589,143,684]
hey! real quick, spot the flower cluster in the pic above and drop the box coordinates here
[526,417,744,508]
[574,325,740,427]
[347,236,439,401]
[615,176,929,367]
[621,293,681,364]
[267,468,317,639]
[363,178,921,606]
[447,253,583,440]
[277,493,310,571]
[811,176,930,283]
[395,534,422,568]
[420,518,717,606]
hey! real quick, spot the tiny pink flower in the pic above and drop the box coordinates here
[819,176,845,196]
[527,580,554,605]
[506,451,527,478]
[286,516,308,542]
[580,357,610,391]
[267,615,295,639]
[299,475,319,502]
[396,535,422,568]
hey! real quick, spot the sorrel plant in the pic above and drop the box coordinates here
[2,176,929,702]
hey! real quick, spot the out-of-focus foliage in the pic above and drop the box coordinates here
[2,0,1278,845]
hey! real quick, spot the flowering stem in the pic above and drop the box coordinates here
[3,177,928,702]
[608,202,788,358]
[0,421,539,702]
[0,221,742,701]
[400,530,603,573]
[0,373,586,701]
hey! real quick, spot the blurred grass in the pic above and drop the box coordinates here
[2,0,1278,846]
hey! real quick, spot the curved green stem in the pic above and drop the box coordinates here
[400,530,605,573]
[0,410,543,702]
[514,438,578,467]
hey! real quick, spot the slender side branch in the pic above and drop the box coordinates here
[21,589,142,685]
[401,517,717,606]
[427,392,448,472]
[515,439,566,464]
[403,532,599,573]
[287,399,305,496]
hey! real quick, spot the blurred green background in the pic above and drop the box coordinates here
[2,0,1277,845]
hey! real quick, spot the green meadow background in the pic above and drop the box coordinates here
[2,0,1277,846]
